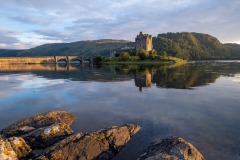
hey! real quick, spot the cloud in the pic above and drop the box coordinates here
[34,30,72,41]
[0,27,36,49]
[0,0,239,49]
[0,36,19,44]
[11,16,57,26]
[0,28,23,49]
[0,28,20,39]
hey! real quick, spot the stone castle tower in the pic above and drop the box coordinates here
[135,31,153,51]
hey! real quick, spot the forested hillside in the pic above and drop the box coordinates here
[153,32,228,60]
[17,39,131,57]
[224,43,240,59]
[0,49,24,57]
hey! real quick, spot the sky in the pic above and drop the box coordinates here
[0,0,239,49]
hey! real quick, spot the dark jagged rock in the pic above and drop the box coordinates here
[36,124,140,160]
[138,137,205,160]
[22,123,73,149]
[1,110,77,138]
[0,137,31,160]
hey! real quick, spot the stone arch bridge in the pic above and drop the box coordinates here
[0,56,94,65]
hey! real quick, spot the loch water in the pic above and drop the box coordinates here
[0,62,240,160]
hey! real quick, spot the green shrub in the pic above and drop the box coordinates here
[119,52,131,61]
[162,51,167,59]
[138,49,149,60]
[94,55,103,63]
[115,53,120,57]
[129,50,138,56]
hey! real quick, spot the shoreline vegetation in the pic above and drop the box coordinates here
[96,49,187,65]
[101,56,187,65]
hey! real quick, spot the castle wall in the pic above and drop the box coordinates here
[135,32,153,52]
[135,37,146,51]
[146,36,153,51]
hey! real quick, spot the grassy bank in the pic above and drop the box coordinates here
[101,56,187,65]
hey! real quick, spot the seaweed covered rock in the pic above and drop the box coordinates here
[22,123,73,149]
[138,137,205,160]
[1,110,77,138]
[36,124,140,160]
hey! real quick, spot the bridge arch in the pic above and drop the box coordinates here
[69,58,82,65]
[55,56,93,65]
[57,58,68,64]
[83,57,93,64]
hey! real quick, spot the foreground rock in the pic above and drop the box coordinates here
[1,110,77,138]
[36,124,140,160]
[7,137,32,159]
[138,137,205,160]
[22,123,74,149]
[0,138,17,160]
[0,137,31,160]
[1,110,141,160]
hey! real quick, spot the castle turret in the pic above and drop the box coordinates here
[135,32,153,52]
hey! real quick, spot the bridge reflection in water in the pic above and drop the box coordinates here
[0,63,93,71]
[0,56,93,65]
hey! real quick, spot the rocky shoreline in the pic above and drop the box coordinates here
[0,111,205,160]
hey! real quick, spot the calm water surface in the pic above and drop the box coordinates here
[0,62,240,160]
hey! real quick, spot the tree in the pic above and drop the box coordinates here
[149,50,157,59]
[119,52,131,61]
[162,51,167,59]
[94,55,103,63]
[138,49,149,60]
[129,50,138,56]
[115,53,120,57]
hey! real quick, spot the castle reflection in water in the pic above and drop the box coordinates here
[1,62,239,91]
[135,71,152,92]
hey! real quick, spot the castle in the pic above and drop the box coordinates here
[135,31,153,52]
[109,31,153,57]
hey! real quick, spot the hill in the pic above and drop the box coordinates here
[0,49,24,57]
[153,32,228,60]
[9,39,130,57]
[224,43,240,59]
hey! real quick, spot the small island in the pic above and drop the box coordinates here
[95,32,186,65]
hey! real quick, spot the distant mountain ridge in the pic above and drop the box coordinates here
[0,33,239,60]
[17,39,131,57]
[0,49,24,57]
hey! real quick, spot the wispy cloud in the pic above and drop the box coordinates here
[0,0,239,49]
